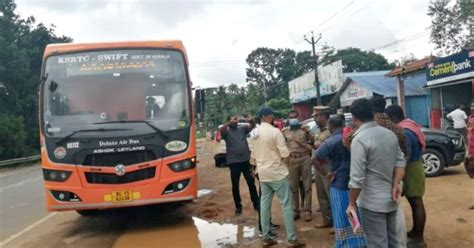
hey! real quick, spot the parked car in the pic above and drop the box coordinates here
[422,128,465,177]
[302,119,466,177]
[213,125,227,167]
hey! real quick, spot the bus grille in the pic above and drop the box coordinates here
[82,150,156,166]
[85,167,156,184]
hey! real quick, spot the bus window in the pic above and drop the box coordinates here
[43,49,190,136]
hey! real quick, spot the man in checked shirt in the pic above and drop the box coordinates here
[344,97,406,154]
[344,96,408,247]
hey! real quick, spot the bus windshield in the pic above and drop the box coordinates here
[42,49,190,136]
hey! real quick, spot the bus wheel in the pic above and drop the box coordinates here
[76,209,100,217]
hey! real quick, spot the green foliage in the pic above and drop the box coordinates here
[201,83,265,130]
[245,83,265,112]
[246,47,312,100]
[0,115,30,159]
[267,97,291,117]
[324,47,394,73]
[427,0,473,55]
[0,0,72,159]
[317,44,337,65]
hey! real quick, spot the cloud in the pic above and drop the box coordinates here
[15,0,109,17]
[326,15,397,50]
[15,0,434,87]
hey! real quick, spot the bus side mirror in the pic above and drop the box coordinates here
[194,89,205,119]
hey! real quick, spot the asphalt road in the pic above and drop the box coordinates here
[0,164,47,241]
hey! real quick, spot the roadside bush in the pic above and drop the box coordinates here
[0,114,30,160]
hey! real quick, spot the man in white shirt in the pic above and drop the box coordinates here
[447,104,468,141]
[250,107,304,247]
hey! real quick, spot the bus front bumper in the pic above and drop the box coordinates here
[45,173,197,211]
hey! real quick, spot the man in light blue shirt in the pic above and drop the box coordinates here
[347,99,406,248]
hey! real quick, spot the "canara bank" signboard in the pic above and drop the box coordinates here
[426,49,474,86]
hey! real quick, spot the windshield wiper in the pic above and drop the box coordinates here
[56,128,132,145]
[92,120,169,140]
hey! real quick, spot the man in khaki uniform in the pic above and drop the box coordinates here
[283,110,314,222]
[313,105,333,228]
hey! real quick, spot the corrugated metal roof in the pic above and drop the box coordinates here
[344,70,427,97]
[386,57,435,77]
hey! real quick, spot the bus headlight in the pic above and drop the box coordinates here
[168,158,196,172]
[163,179,190,194]
[51,190,82,202]
[43,169,72,182]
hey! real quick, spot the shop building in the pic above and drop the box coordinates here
[425,49,473,129]
[289,60,344,119]
[340,71,430,126]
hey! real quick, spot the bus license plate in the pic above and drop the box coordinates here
[111,190,133,203]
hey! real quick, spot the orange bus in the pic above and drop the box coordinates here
[39,41,198,215]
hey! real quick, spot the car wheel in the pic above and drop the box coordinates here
[422,148,445,177]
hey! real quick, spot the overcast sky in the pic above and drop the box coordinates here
[15,0,434,88]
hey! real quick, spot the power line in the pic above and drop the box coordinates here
[347,0,375,16]
[382,40,432,54]
[320,0,375,33]
[370,29,431,51]
[306,0,356,35]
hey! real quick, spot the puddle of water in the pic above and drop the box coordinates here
[113,216,255,248]
[197,189,213,198]
[193,217,254,247]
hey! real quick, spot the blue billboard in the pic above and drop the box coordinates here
[426,49,474,86]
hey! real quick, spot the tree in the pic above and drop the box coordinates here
[267,97,291,117]
[0,0,72,159]
[317,44,337,66]
[427,0,473,55]
[324,47,394,73]
[244,83,265,114]
[246,48,313,100]
[227,83,241,114]
[392,53,418,67]
[200,81,268,130]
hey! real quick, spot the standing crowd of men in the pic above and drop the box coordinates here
[219,96,429,248]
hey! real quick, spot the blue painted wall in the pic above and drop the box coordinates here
[389,95,430,127]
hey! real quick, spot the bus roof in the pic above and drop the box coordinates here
[43,40,188,63]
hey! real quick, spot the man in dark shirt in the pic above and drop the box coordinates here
[220,115,259,215]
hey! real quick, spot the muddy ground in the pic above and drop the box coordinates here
[189,139,474,248]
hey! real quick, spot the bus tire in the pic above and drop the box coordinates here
[76,209,100,217]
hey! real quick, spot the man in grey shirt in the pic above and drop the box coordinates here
[220,115,259,216]
[347,99,406,248]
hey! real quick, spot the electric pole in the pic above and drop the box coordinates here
[304,31,322,106]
